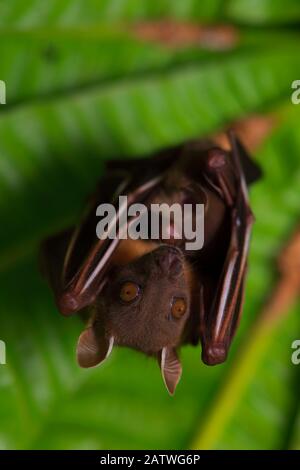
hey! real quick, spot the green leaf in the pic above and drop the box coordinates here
[2,27,298,108]
[2,0,300,26]
[226,0,300,25]
[0,0,223,27]
[0,28,222,107]
[1,44,300,269]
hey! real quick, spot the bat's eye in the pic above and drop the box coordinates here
[171,297,187,319]
[119,282,140,303]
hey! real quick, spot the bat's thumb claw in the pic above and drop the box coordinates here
[202,343,227,366]
[57,292,79,315]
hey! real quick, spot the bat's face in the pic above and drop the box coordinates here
[76,245,191,394]
[98,244,191,354]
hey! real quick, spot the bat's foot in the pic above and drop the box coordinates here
[201,343,227,365]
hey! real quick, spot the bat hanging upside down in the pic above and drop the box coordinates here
[41,132,261,395]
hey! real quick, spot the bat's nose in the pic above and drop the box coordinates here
[154,245,183,276]
[202,344,227,365]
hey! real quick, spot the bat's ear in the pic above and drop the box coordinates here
[159,347,182,395]
[77,326,114,368]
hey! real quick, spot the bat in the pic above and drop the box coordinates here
[41,131,261,395]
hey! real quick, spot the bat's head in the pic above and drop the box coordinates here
[76,245,191,394]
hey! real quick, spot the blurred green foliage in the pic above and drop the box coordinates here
[0,0,299,450]
[1,0,300,25]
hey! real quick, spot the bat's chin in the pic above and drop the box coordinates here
[114,333,178,357]
[201,343,228,366]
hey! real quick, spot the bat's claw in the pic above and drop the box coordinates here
[202,343,227,365]
[57,292,79,316]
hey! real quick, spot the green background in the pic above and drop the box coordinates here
[0,0,299,449]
